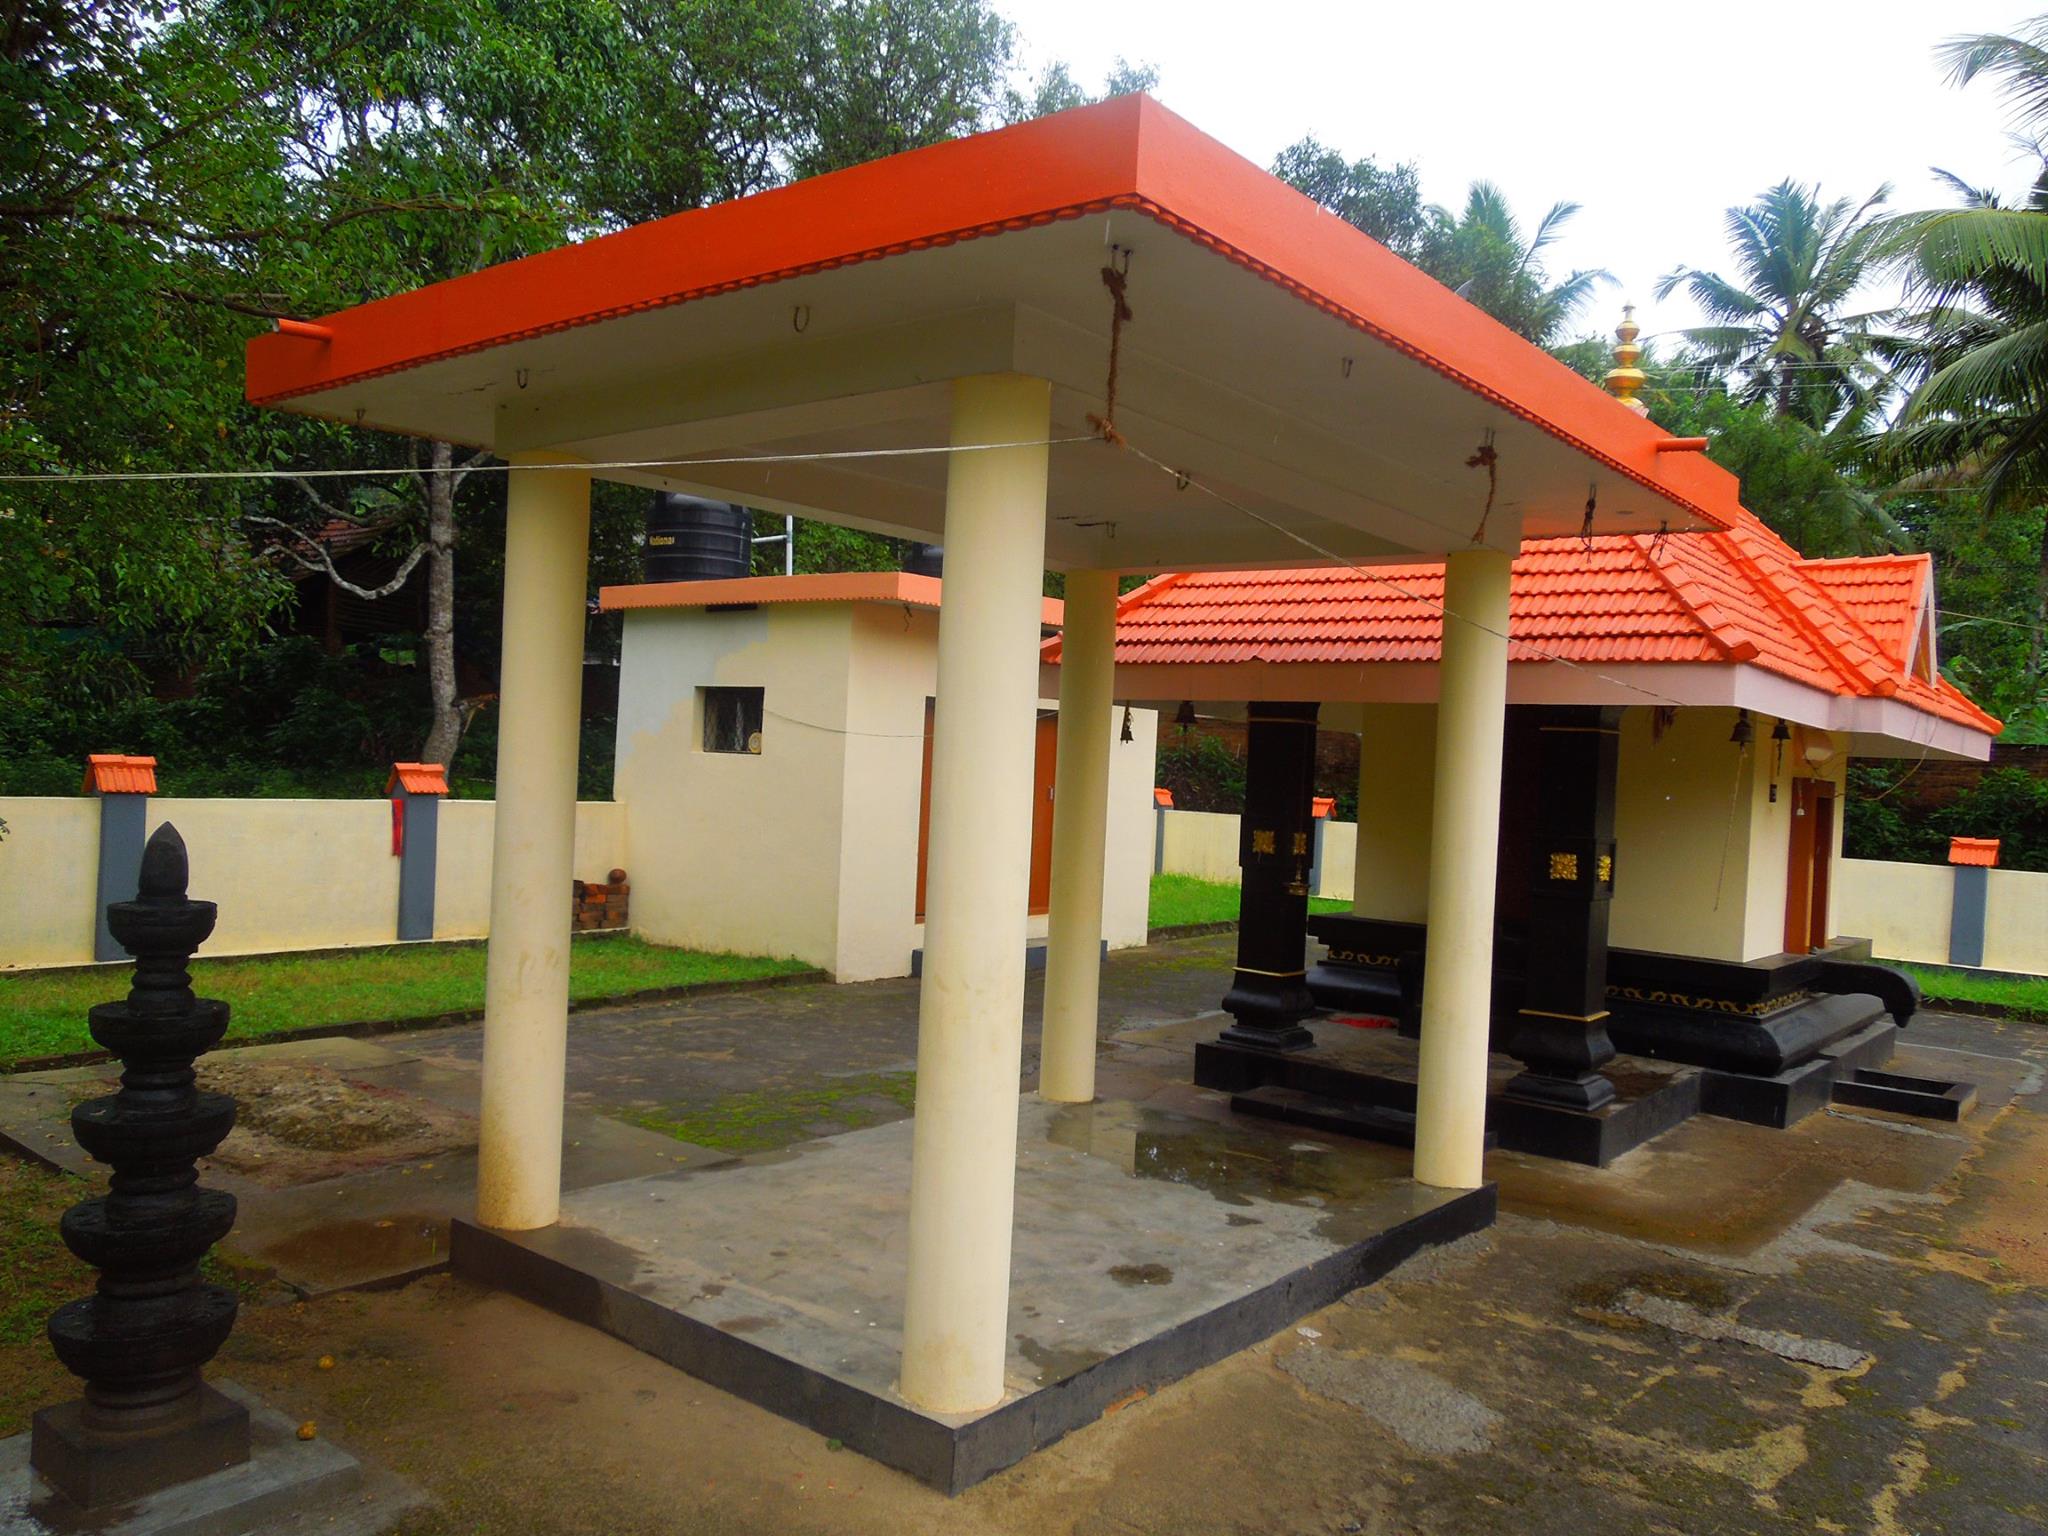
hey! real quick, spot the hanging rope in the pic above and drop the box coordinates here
[1465,431,1498,544]
[1085,247,1134,447]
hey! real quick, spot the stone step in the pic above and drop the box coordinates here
[1230,1085,1427,1148]
[1831,1068,1977,1122]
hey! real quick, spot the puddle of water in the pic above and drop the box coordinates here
[1015,1335,1110,1383]
[1108,1263,1174,1287]
[255,1212,446,1287]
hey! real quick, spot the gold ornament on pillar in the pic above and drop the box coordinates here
[1605,305,1650,417]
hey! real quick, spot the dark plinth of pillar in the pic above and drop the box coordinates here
[32,823,249,1513]
[1502,707,1622,1111]
[1219,702,1320,1051]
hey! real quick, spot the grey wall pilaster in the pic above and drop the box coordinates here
[93,794,149,962]
[1948,864,1988,968]
[395,790,440,941]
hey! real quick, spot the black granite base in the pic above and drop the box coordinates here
[1197,1035,1700,1168]
[451,1182,1495,1496]
[30,1385,249,1512]
[1833,1067,1977,1122]
[1697,1019,1898,1128]
[1489,1065,1702,1167]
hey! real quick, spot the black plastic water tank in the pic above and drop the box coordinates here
[645,493,753,582]
[901,542,944,578]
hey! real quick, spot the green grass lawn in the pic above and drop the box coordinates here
[1898,962,2048,1022]
[1149,872,1348,930]
[0,935,812,1069]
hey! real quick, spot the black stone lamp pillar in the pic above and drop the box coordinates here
[32,823,250,1512]
[1219,702,1321,1051]
[1503,707,1623,1110]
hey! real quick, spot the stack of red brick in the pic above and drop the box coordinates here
[572,868,631,931]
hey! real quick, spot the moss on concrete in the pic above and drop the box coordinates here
[624,1071,919,1154]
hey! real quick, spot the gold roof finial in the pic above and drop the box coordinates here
[1605,304,1649,416]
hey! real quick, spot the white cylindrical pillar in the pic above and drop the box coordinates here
[1039,569,1119,1105]
[475,455,592,1231]
[1412,546,1514,1191]
[900,374,1053,1414]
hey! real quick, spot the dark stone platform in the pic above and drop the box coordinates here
[1694,1017,1900,1128]
[3,1380,423,1536]
[1305,916,1926,1135]
[1195,1020,1703,1169]
[451,1098,1493,1494]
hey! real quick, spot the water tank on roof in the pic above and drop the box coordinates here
[901,542,944,578]
[645,493,752,582]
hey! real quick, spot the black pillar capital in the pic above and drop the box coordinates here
[1219,702,1320,1051]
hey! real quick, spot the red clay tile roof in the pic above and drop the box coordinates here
[81,754,157,795]
[1948,836,2001,867]
[1059,510,1999,738]
[1796,553,1931,672]
[387,762,450,796]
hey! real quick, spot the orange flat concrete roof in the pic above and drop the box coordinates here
[602,571,1065,627]
[245,96,1737,573]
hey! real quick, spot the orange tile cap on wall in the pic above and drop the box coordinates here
[81,754,157,795]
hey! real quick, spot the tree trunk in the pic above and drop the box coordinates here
[419,440,463,768]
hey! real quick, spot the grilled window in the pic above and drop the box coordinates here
[702,687,764,754]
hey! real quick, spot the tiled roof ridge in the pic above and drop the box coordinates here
[1714,520,1896,697]
[1630,536,1762,663]
[1797,550,1934,675]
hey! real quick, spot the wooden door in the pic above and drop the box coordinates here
[915,698,936,921]
[1026,714,1058,915]
[1807,783,1836,951]
[915,706,1059,921]
[1783,778,1837,953]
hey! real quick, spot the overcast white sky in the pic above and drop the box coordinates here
[1008,1,2044,351]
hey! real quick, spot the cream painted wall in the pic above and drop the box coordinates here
[1609,707,1753,960]
[145,799,398,957]
[839,605,939,981]
[0,795,626,969]
[1155,810,1357,904]
[1102,699,1159,949]
[616,601,1156,980]
[1315,818,1356,903]
[1802,859,2048,974]
[1737,731,1849,961]
[1159,811,1241,885]
[0,797,101,970]
[1836,859,1957,967]
[435,800,626,940]
[1984,868,2048,974]
[832,605,1153,978]
[1350,704,1436,923]
[615,603,850,972]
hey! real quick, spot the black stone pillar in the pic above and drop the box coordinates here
[1502,706,1622,1110]
[32,824,249,1512]
[1219,702,1320,1050]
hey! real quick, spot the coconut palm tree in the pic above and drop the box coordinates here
[1417,182,1610,346]
[1656,180,1894,429]
[1876,19,2048,710]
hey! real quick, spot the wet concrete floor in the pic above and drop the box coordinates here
[5,933,2044,1532]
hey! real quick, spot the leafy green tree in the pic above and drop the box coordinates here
[1554,335,1901,556]
[783,0,1015,177]
[1270,137,1430,257]
[1655,179,1894,429]
[0,0,305,683]
[1873,20,2048,733]
[1006,55,1157,121]
[1415,183,1610,345]
[1272,146,1605,343]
